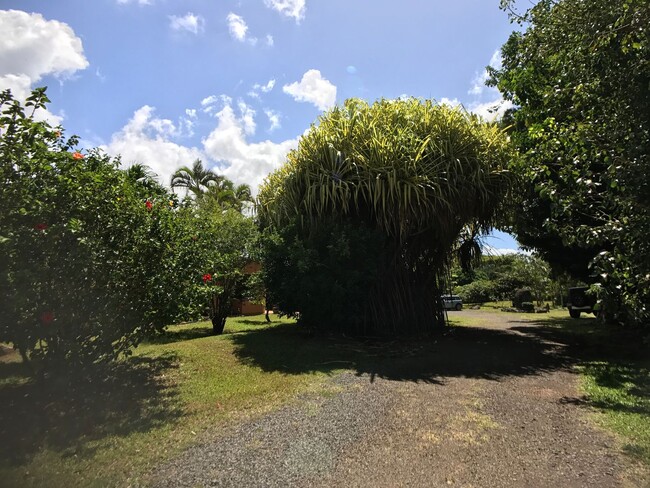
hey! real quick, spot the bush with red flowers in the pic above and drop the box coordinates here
[0,88,227,370]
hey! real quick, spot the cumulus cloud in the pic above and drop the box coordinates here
[264,0,306,23]
[439,97,461,107]
[469,50,501,96]
[266,35,275,47]
[227,13,247,41]
[464,49,515,121]
[105,99,297,193]
[0,10,88,124]
[0,10,88,91]
[201,94,232,115]
[238,101,256,135]
[203,101,298,192]
[283,69,336,111]
[101,106,204,186]
[265,109,281,131]
[169,13,205,35]
[468,99,515,122]
[226,13,257,45]
[248,79,275,99]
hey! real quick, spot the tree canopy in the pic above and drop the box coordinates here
[490,0,650,324]
[259,98,513,335]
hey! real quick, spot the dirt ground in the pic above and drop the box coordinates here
[151,310,648,488]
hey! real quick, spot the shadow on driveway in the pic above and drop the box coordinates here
[229,321,575,385]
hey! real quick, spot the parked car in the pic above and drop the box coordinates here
[567,286,596,318]
[441,294,463,311]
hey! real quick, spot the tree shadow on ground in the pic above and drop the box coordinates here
[236,318,271,326]
[229,322,574,385]
[145,324,214,345]
[0,352,182,464]
[508,317,650,417]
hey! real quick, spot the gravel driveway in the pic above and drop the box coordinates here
[149,310,647,487]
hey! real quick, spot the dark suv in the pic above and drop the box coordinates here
[567,286,596,318]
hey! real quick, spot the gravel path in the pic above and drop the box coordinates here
[149,310,647,487]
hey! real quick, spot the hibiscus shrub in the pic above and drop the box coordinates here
[0,88,214,369]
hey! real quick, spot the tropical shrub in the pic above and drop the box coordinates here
[195,209,261,334]
[455,280,496,304]
[258,98,513,335]
[0,89,225,369]
[512,288,533,309]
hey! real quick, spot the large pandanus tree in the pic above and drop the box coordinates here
[258,98,513,336]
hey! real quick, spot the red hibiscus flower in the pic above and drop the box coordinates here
[72,152,84,160]
[145,200,153,210]
[40,311,54,325]
[34,223,48,231]
[202,273,212,283]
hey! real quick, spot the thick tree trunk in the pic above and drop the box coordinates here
[212,315,226,335]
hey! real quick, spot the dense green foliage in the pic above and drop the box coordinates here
[454,254,553,304]
[0,89,258,369]
[259,98,512,335]
[490,0,650,324]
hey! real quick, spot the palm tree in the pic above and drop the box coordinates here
[200,179,254,213]
[124,163,166,196]
[170,159,222,197]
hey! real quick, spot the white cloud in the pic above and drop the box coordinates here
[101,106,204,186]
[0,10,88,84]
[105,99,297,194]
[283,69,337,111]
[265,0,306,23]
[249,78,276,99]
[265,109,281,131]
[260,79,276,93]
[439,97,461,107]
[464,49,514,121]
[117,0,153,4]
[469,99,514,121]
[0,10,89,124]
[266,35,275,47]
[238,101,256,135]
[169,13,204,35]
[203,102,298,192]
[0,73,32,103]
[226,13,258,45]
[201,95,219,107]
[201,94,232,115]
[227,13,247,41]
[469,50,501,96]
[484,245,530,256]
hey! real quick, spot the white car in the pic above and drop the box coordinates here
[441,294,463,311]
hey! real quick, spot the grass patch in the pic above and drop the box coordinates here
[580,360,650,464]
[0,315,334,487]
[514,311,650,468]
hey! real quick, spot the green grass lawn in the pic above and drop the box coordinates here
[0,315,343,488]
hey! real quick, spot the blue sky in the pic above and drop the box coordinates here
[0,0,522,252]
